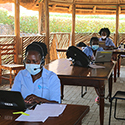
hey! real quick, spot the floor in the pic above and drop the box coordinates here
[0,60,125,125]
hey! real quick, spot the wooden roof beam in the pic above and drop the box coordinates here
[75,11,116,15]
[76,8,116,12]
[69,5,72,12]
[51,6,69,10]
[93,6,96,13]
[52,4,57,11]
[32,0,43,8]
[49,1,73,5]
[75,3,120,6]
[119,6,121,13]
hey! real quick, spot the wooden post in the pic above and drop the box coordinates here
[38,1,45,34]
[44,0,50,64]
[14,0,22,64]
[71,4,76,46]
[115,5,119,47]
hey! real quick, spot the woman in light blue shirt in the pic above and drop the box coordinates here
[83,37,104,104]
[11,42,61,104]
[83,37,104,61]
[99,28,115,47]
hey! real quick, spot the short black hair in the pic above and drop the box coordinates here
[98,28,111,37]
[90,37,99,46]
[76,42,87,47]
[25,41,48,58]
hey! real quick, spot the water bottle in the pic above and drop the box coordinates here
[121,43,124,49]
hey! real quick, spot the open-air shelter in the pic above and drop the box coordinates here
[0,0,125,63]
[0,1,125,125]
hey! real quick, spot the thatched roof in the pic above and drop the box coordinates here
[1,0,125,15]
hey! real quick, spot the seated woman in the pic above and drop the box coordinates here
[11,42,61,104]
[83,37,104,61]
[98,28,115,47]
[83,37,104,104]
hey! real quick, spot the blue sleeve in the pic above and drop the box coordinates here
[49,73,61,103]
[108,38,115,47]
[83,47,92,58]
[11,71,22,92]
[98,47,104,51]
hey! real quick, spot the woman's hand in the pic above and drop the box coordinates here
[24,94,58,104]
[24,94,41,104]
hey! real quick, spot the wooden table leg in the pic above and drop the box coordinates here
[108,73,113,102]
[95,81,105,125]
[99,93,104,125]
[117,54,121,77]
[61,84,64,99]
[0,69,2,84]
[10,69,12,88]
[113,54,117,82]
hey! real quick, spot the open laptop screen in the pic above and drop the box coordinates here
[0,90,37,110]
[95,51,112,63]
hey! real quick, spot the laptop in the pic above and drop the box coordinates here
[0,90,37,110]
[95,51,113,63]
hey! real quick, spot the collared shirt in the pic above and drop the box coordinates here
[83,46,104,59]
[11,67,61,103]
[99,37,115,47]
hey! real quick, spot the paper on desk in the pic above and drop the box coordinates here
[89,64,105,69]
[15,103,67,122]
[15,110,48,122]
[35,103,66,117]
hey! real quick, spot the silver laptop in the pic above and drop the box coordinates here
[95,51,112,63]
[0,90,37,110]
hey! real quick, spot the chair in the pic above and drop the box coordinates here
[0,42,24,88]
[109,91,125,125]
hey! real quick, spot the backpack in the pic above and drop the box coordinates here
[66,46,90,67]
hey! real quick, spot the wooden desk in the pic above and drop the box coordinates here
[56,48,67,52]
[56,48,123,83]
[113,49,125,82]
[45,58,116,125]
[0,104,89,125]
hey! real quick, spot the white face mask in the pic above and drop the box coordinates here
[101,36,107,39]
[26,64,42,75]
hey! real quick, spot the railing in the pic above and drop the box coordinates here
[50,33,115,59]
[49,32,70,61]
[0,33,125,64]
[0,35,16,64]
[75,33,115,46]
[21,35,45,60]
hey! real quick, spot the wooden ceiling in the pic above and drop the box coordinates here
[1,0,125,15]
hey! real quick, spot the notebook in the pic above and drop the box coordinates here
[95,51,112,63]
[99,41,115,50]
[0,90,37,110]
[99,41,106,49]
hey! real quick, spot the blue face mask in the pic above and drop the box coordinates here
[92,45,99,50]
[26,64,42,75]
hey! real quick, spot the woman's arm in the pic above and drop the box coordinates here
[25,72,61,104]
[24,94,58,104]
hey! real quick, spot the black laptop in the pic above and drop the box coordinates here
[0,90,37,110]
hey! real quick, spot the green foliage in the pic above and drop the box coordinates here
[0,9,14,26]
[75,19,116,33]
[1,9,125,34]
[49,18,71,32]
[20,16,38,33]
